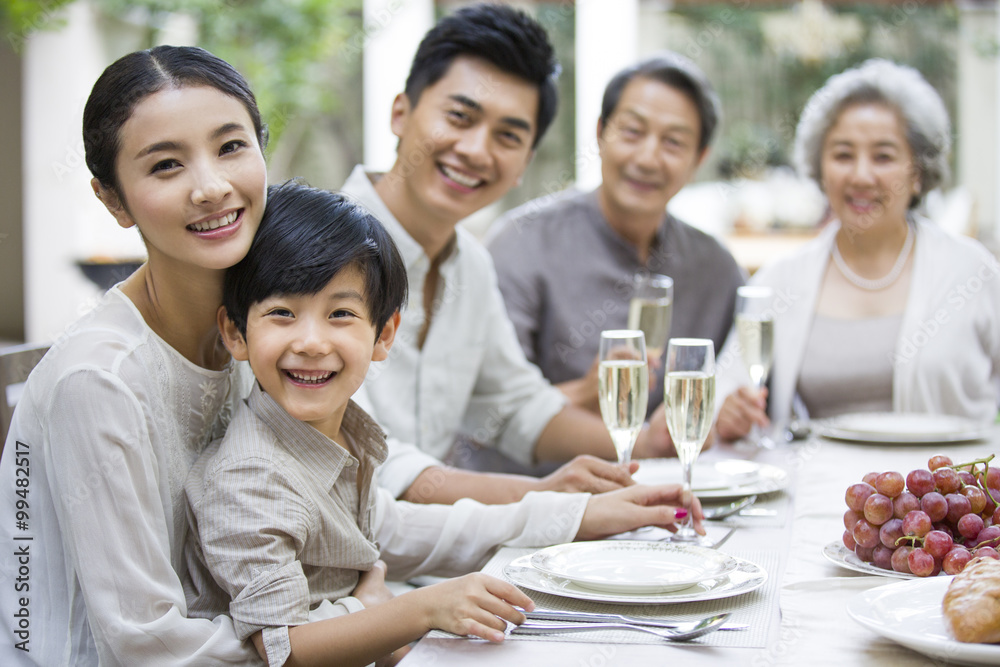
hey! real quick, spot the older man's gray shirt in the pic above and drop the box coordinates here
[486,188,744,411]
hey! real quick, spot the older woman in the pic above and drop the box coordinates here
[716,59,1000,441]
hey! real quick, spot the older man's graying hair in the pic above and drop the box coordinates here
[793,59,951,209]
[600,51,721,153]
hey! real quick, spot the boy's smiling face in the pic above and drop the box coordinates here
[221,266,397,442]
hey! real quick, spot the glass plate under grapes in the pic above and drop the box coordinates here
[823,542,917,579]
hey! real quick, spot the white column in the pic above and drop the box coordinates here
[23,1,144,343]
[957,1,998,245]
[575,0,639,190]
[995,1,1000,248]
[362,0,433,172]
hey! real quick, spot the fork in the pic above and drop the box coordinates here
[524,609,748,631]
[660,526,735,549]
[513,613,730,642]
[709,527,737,550]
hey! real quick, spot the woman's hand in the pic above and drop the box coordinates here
[414,573,534,643]
[716,386,769,442]
[576,483,704,541]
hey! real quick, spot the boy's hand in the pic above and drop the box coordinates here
[352,560,394,609]
[537,455,638,494]
[417,573,534,642]
[575,484,704,541]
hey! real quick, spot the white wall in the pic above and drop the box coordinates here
[362,0,433,172]
[23,2,120,343]
[574,0,639,190]
[958,2,998,246]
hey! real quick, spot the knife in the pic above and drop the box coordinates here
[523,609,747,631]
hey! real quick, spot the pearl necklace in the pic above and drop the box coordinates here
[831,223,914,291]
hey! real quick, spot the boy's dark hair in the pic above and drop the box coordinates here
[600,52,720,153]
[404,2,559,148]
[224,181,408,339]
[84,45,266,196]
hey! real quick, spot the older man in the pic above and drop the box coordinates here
[487,52,744,417]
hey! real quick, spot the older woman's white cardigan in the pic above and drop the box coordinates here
[716,218,1000,426]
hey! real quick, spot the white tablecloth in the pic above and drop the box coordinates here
[400,428,1000,666]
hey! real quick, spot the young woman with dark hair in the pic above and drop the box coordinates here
[0,46,275,665]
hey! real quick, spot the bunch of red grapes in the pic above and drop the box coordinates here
[843,454,1000,577]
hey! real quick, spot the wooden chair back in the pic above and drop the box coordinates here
[0,343,50,453]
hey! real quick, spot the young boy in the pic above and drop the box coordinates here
[185,181,694,666]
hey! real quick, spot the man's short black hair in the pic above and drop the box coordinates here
[600,52,721,153]
[224,180,408,339]
[404,2,559,148]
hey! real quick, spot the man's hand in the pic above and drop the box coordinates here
[716,386,769,442]
[556,354,601,414]
[633,403,676,458]
[576,484,704,541]
[351,560,394,609]
[536,455,638,494]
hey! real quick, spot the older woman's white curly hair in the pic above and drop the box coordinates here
[793,59,951,209]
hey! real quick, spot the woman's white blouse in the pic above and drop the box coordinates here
[0,288,258,666]
[716,219,1000,426]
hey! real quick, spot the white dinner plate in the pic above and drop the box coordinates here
[813,412,991,444]
[529,541,739,594]
[504,552,767,605]
[823,541,916,580]
[847,576,1000,666]
[633,458,788,499]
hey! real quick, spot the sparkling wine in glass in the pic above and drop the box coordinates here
[735,286,775,448]
[664,338,715,543]
[627,274,673,361]
[598,330,649,467]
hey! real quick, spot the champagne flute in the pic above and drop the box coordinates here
[627,273,673,362]
[664,338,715,543]
[597,330,649,468]
[734,286,776,449]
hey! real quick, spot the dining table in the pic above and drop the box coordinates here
[398,418,1000,666]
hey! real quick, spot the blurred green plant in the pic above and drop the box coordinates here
[1,0,358,147]
[667,3,958,181]
[91,0,361,144]
[2,0,77,50]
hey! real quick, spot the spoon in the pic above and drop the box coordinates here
[513,612,730,642]
[704,495,758,520]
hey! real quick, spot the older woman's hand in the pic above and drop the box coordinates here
[716,387,769,442]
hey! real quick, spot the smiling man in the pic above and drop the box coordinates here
[341,4,676,505]
[486,52,744,417]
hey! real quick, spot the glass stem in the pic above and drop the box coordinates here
[621,430,638,468]
[750,376,772,448]
[679,459,694,537]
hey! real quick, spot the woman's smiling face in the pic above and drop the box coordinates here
[105,85,267,272]
[820,102,920,235]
